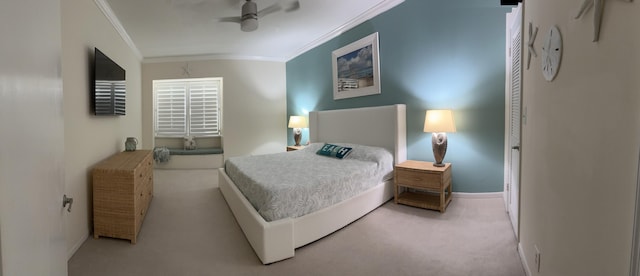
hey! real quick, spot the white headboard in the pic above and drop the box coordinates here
[309,104,407,164]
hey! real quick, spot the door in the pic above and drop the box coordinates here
[505,3,523,239]
[0,0,67,275]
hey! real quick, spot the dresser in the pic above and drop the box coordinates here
[394,160,452,212]
[92,150,153,244]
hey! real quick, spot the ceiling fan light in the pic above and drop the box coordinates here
[241,19,258,32]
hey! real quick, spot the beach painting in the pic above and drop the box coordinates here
[332,32,380,100]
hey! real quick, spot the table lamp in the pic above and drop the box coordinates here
[288,116,308,146]
[424,110,456,167]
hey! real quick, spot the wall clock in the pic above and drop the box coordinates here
[541,25,562,81]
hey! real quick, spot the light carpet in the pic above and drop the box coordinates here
[68,169,525,276]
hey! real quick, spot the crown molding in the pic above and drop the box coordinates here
[285,0,404,61]
[142,54,287,64]
[95,0,403,63]
[94,0,143,61]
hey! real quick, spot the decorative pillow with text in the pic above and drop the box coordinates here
[316,143,353,159]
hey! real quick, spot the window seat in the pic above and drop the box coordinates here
[168,148,223,155]
[154,147,224,170]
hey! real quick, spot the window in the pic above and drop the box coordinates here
[153,77,222,137]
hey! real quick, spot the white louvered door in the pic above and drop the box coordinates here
[505,3,523,239]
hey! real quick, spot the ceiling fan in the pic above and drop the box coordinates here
[219,0,300,32]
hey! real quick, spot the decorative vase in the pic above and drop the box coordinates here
[125,137,138,151]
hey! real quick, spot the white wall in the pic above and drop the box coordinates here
[520,0,640,275]
[61,0,142,259]
[142,59,287,159]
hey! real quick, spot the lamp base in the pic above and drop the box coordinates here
[293,128,302,146]
[432,132,448,166]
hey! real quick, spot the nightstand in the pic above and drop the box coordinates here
[286,145,305,151]
[394,160,452,212]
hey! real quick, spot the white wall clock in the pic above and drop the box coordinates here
[541,25,562,82]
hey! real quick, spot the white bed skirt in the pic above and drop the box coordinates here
[218,167,394,264]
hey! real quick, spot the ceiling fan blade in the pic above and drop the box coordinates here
[218,16,242,23]
[283,0,300,12]
[257,3,282,18]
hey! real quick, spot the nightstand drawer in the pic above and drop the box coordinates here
[396,168,442,190]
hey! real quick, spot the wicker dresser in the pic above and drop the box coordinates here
[92,150,153,244]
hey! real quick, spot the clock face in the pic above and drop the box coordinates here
[541,25,562,81]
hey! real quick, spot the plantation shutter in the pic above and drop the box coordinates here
[153,78,221,137]
[189,79,220,136]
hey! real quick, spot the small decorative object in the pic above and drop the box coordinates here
[125,137,138,151]
[541,25,562,82]
[575,0,603,42]
[575,0,632,42]
[288,116,308,146]
[183,136,197,150]
[527,22,538,70]
[153,147,171,163]
[423,110,457,167]
[332,32,381,100]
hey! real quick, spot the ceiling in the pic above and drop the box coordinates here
[102,0,405,62]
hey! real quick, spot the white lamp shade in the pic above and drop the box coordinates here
[288,116,308,128]
[424,110,456,133]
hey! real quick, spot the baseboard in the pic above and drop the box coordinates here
[518,242,532,276]
[452,192,503,198]
[68,232,89,261]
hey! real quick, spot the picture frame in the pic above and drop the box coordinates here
[332,32,381,100]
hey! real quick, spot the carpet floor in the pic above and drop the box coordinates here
[68,169,526,276]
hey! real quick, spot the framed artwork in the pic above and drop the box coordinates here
[332,32,380,100]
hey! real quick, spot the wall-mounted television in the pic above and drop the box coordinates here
[93,48,126,115]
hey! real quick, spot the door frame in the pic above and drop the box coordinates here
[630,150,640,276]
[504,3,523,240]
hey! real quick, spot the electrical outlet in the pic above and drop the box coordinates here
[534,244,541,273]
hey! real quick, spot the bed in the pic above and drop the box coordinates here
[218,104,407,264]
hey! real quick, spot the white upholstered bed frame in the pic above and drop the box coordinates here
[218,104,406,264]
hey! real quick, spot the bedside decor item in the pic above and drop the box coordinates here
[541,25,562,82]
[424,110,457,167]
[288,116,307,146]
[332,32,380,100]
[125,137,137,151]
[527,22,538,69]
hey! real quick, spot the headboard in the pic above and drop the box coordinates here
[309,104,407,164]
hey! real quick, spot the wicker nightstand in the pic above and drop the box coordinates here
[394,160,452,212]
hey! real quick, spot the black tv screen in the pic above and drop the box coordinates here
[93,48,126,115]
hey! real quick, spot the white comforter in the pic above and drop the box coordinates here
[224,143,394,222]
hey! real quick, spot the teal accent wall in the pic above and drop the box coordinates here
[286,0,511,193]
